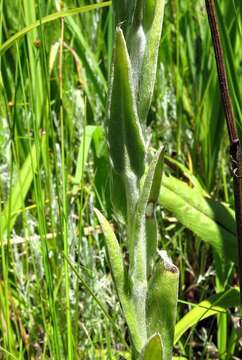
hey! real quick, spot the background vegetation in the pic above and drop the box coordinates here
[0,0,241,358]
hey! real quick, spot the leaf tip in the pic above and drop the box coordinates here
[158,250,178,274]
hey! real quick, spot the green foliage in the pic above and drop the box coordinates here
[94,209,144,352]
[97,1,179,358]
[160,174,237,265]
[0,0,241,358]
[108,28,145,179]
[1,143,38,235]
[175,287,240,344]
[146,251,178,359]
[0,2,111,56]
[140,333,163,360]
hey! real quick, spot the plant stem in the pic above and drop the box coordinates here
[205,0,242,314]
[59,15,73,358]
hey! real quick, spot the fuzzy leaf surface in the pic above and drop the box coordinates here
[146,251,179,360]
[128,148,165,343]
[108,27,146,220]
[126,0,166,124]
[94,209,144,353]
[108,27,145,178]
[140,333,163,360]
[130,147,165,271]
[145,147,165,276]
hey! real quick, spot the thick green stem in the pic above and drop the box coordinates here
[97,1,179,358]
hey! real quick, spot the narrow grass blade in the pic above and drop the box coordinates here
[174,287,240,344]
[72,125,97,195]
[0,2,111,55]
[215,1,242,127]
[63,254,118,332]
[0,347,18,360]
[1,144,37,235]
[66,17,107,107]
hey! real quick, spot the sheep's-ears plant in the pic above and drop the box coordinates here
[95,1,179,359]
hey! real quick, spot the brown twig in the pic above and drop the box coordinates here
[205,0,242,314]
[205,0,238,145]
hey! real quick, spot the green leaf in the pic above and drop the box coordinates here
[174,288,240,344]
[160,175,237,264]
[146,250,179,360]
[130,147,165,271]
[108,26,146,221]
[138,0,166,123]
[1,143,38,236]
[126,0,166,124]
[0,2,111,56]
[149,149,165,203]
[125,147,165,347]
[215,1,242,130]
[140,333,163,360]
[94,209,144,353]
[66,17,107,107]
[94,209,125,297]
[164,155,206,195]
[110,170,127,222]
[72,125,97,195]
[64,254,117,329]
[146,147,165,275]
[108,27,145,179]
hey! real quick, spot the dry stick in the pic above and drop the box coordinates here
[205,0,242,317]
